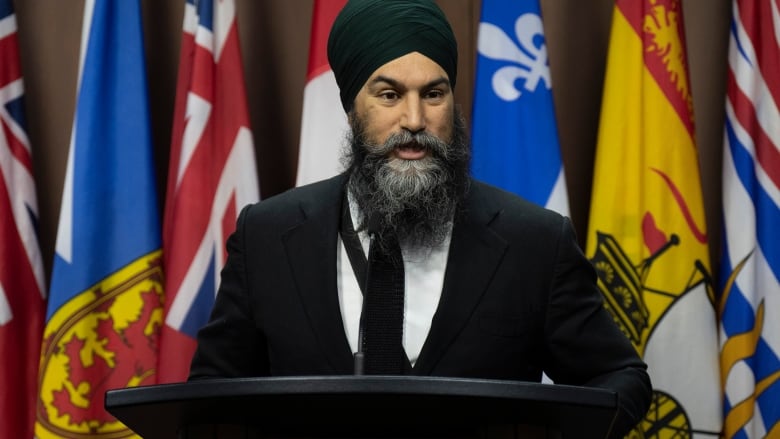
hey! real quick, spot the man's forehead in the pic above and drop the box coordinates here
[364,52,451,89]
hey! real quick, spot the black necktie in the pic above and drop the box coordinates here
[362,229,405,374]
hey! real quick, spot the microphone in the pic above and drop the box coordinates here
[354,257,368,375]
[354,214,381,375]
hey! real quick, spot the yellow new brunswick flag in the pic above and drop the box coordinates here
[587,0,722,437]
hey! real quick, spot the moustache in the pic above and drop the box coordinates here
[368,130,451,159]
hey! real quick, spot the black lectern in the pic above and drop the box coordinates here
[105,376,617,439]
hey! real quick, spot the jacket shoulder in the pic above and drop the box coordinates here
[241,174,345,222]
[468,179,566,226]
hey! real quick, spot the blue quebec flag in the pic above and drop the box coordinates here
[36,1,164,437]
[471,0,568,215]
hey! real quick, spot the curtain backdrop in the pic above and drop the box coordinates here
[13,0,731,284]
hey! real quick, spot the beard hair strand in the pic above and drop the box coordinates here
[343,109,471,250]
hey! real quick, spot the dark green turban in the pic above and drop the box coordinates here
[327,0,458,112]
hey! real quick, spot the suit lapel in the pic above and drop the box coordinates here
[414,183,508,375]
[282,176,354,374]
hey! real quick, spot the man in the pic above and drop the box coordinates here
[189,0,651,436]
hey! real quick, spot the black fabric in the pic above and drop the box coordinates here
[189,174,652,436]
[340,197,368,294]
[327,0,458,112]
[339,196,413,374]
[362,228,405,374]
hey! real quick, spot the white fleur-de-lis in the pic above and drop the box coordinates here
[477,13,551,101]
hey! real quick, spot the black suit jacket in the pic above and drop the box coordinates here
[190,174,651,436]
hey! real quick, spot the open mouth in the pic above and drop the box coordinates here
[394,142,427,160]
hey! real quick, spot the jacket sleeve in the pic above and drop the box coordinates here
[543,218,652,438]
[188,205,270,379]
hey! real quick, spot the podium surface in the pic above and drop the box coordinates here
[105,376,617,438]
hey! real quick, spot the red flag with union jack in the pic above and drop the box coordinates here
[0,1,46,437]
[158,0,259,383]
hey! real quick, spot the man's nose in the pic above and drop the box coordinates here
[400,95,425,133]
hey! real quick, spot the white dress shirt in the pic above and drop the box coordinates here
[337,197,452,366]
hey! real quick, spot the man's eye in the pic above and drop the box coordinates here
[425,90,444,99]
[379,91,399,101]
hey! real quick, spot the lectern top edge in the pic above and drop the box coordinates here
[106,375,617,409]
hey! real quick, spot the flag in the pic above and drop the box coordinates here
[470,0,569,215]
[35,1,163,437]
[719,0,780,436]
[0,1,46,437]
[586,0,721,437]
[157,0,259,383]
[295,0,348,186]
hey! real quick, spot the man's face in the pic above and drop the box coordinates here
[351,51,455,159]
[344,52,470,248]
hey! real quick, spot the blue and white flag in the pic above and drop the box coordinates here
[471,0,568,215]
[719,0,780,436]
[36,1,164,437]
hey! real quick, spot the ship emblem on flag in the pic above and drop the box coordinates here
[587,0,722,437]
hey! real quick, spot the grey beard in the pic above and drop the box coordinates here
[343,110,470,249]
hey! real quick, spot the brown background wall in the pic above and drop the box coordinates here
[13,0,731,283]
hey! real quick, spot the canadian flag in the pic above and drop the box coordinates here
[295,0,348,186]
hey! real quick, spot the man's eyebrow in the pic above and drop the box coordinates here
[368,75,451,90]
[423,77,451,89]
